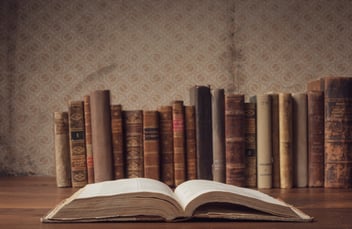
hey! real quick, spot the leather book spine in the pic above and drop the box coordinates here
[90,90,113,182]
[83,95,94,184]
[270,93,280,188]
[111,104,124,179]
[54,111,71,187]
[185,105,197,180]
[68,100,87,188]
[244,101,257,188]
[143,110,160,180]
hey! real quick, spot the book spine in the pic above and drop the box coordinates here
[123,110,144,178]
[90,90,113,182]
[244,101,257,188]
[279,93,293,189]
[307,90,324,187]
[270,93,280,188]
[143,110,160,180]
[255,95,272,189]
[158,106,174,187]
[54,111,71,187]
[68,101,87,188]
[324,77,352,188]
[225,94,245,186]
[185,105,197,180]
[190,85,213,180]
[172,100,186,186]
[292,93,308,188]
[111,104,124,179]
[212,88,226,183]
[83,95,94,184]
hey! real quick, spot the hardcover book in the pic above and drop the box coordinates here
[42,178,313,223]
[83,95,94,184]
[111,104,124,179]
[185,105,197,180]
[270,93,280,188]
[244,101,257,188]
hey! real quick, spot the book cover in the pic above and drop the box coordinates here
[185,105,197,180]
[111,104,124,179]
[190,85,213,180]
[53,111,71,188]
[83,95,94,184]
[270,93,280,188]
[225,94,245,187]
[68,100,87,188]
[90,90,114,182]
[244,101,257,188]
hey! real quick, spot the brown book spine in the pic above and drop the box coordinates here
[225,94,245,186]
[185,105,197,180]
[324,76,352,188]
[292,93,308,188]
[123,110,144,178]
[212,89,226,183]
[158,106,174,187]
[244,102,257,188]
[190,85,213,180]
[68,101,87,188]
[172,101,186,186]
[270,93,280,188]
[254,95,272,189]
[307,91,324,187]
[279,93,293,189]
[90,90,113,182]
[83,95,94,184]
[143,110,160,180]
[111,104,124,179]
[54,111,71,187]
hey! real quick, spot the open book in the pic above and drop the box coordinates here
[42,178,313,223]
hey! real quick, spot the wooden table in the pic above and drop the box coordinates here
[0,176,351,229]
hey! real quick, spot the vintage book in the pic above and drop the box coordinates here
[111,104,124,179]
[307,90,324,187]
[158,106,174,187]
[54,111,71,188]
[270,93,280,188]
[211,88,226,183]
[306,79,322,91]
[225,94,245,187]
[83,95,94,184]
[42,178,313,223]
[185,105,197,180]
[292,93,308,188]
[190,85,213,180]
[252,95,272,189]
[68,100,87,188]
[279,93,293,189]
[323,76,352,188]
[90,90,113,182]
[244,101,257,188]
[143,110,160,180]
[123,110,144,178]
[172,100,186,186]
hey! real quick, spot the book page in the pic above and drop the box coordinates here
[174,180,287,210]
[77,178,176,200]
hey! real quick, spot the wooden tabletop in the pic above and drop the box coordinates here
[0,176,351,229]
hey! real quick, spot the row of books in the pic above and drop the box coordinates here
[54,77,352,189]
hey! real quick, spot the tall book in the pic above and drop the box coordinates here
[143,110,160,180]
[244,101,257,188]
[158,106,174,187]
[253,95,272,189]
[90,90,113,182]
[225,94,246,186]
[211,88,226,183]
[307,90,324,187]
[323,76,352,188]
[68,100,87,188]
[123,110,144,178]
[270,93,280,188]
[185,105,197,180]
[172,100,186,186]
[83,95,94,184]
[53,111,71,188]
[190,85,213,180]
[292,93,308,188]
[111,104,124,179]
[279,93,293,189]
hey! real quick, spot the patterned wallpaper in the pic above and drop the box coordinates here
[0,0,351,176]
